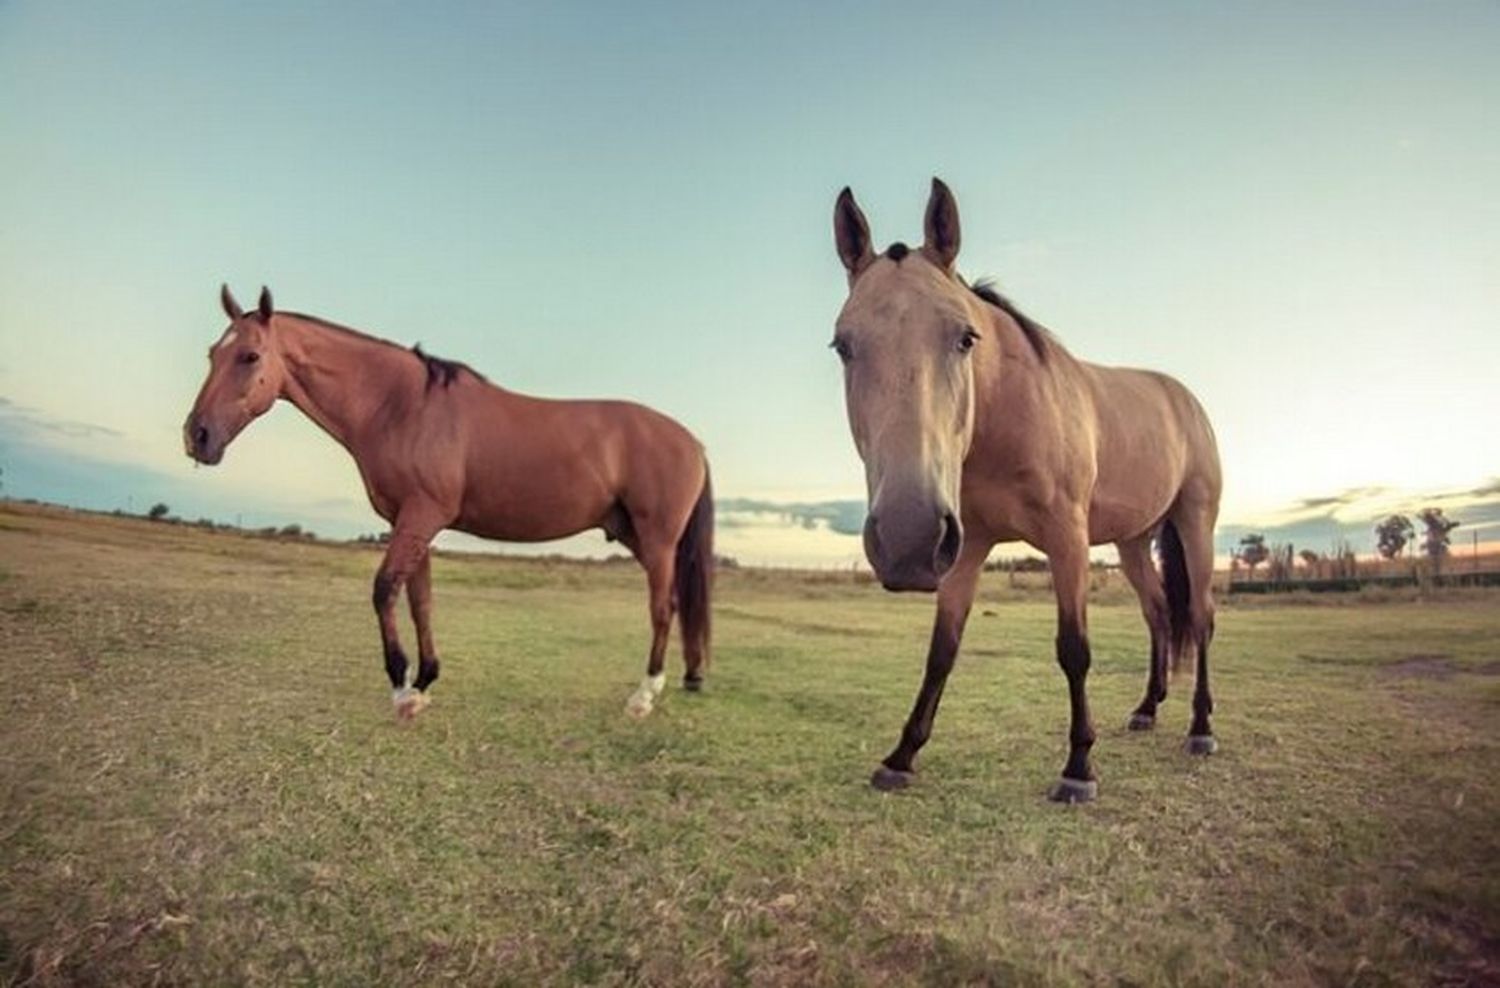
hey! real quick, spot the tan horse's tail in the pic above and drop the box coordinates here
[1159,520,1195,676]
[675,465,714,680]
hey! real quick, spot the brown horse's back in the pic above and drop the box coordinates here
[450,387,705,543]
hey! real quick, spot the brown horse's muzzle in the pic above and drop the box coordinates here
[863,502,962,592]
[183,412,226,465]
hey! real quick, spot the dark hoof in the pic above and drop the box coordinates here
[1185,734,1218,756]
[682,677,704,693]
[1048,777,1098,804]
[870,765,915,792]
[1127,712,1156,731]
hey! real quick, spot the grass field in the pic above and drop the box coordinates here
[1,502,1497,986]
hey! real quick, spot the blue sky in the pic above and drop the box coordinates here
[1,2,1497,565]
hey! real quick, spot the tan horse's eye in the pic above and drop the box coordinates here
[238,351,261,365]
[957,329,980,354]
[830,338,853,364]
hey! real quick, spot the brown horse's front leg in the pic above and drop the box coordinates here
[373,510,444,720]
[1046,536,1098,803]
[872,538,989,791]
[408,552,440,692]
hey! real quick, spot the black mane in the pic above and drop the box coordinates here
[968,279,1051,363]
[280,311,481,389]
[412,344,472,389]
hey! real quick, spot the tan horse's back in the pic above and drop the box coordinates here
[1081,362,1221,546]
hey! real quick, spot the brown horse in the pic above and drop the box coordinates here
[184,286,712,719]
[831,179,1222,802]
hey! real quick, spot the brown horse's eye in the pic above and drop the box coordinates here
[238,351,260,365]
[830,338,853,364]
[957,329,980,354]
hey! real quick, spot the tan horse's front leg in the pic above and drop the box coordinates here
[870,537,991,791]
[1045,533,1098,803]
[373,508,444,720]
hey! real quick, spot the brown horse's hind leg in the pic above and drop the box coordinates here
[1046,532,1098,803]
[871,536,991,791]
[373,509,444,720]
[408,552,440,692]
[1117,535,1169,730]
[625,542,676,719]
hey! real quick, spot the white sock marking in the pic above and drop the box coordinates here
[625,673,667,718]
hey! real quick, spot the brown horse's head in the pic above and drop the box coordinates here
[832,178,987,592]
[183,285,284,465]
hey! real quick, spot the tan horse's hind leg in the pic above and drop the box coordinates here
[1168,503,1219,755]
[1117,534,1170,731]
[625,542,676,719]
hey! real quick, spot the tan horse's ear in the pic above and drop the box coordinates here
[834,187,874,277]
[922,177,961,271]
[221,284,245,321]
[257,286,274,323]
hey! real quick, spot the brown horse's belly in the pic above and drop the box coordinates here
[452,490,611,543]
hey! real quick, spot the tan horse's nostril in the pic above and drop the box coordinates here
[934,512,962,575]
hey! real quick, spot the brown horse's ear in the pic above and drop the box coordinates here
[221,284,245,321]
[834,187,874,277]
[257,286,274,323]
[922,177,961,271]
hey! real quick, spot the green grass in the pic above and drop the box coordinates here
[1,502,1497,986]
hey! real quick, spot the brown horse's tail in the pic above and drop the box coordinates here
[675,465,714,681]
[1159,519,1195,676]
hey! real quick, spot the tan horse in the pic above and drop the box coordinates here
[185,286,712,719]
[832,179,1222,802]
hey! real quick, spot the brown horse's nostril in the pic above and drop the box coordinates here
[934,511,962,576]
[194,424,210,450]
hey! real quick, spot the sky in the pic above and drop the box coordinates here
[1,2,1497,566]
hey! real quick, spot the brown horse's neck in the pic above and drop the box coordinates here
[272,314,426,451]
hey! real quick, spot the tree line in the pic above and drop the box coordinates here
[1235,507,1464,580]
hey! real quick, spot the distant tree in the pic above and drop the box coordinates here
[1328,539,1359,580]
[1417,508,1460,571]
[1299,549,1322,577]
[147,502,170,520]
[1238,534,1269,578]
[1375,514,1414,561]
[1264,542,1291,582]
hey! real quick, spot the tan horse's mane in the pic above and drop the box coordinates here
[282,310,485,390]
[965,279,1053,364]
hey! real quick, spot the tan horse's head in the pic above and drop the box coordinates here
[832,179,987,591]
[183,285,285,464]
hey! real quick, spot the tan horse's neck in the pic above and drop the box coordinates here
[271,313,427,452]
[972,301,1072,436]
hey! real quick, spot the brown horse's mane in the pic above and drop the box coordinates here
[282,311,483,390]
[967,280,1052,364]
